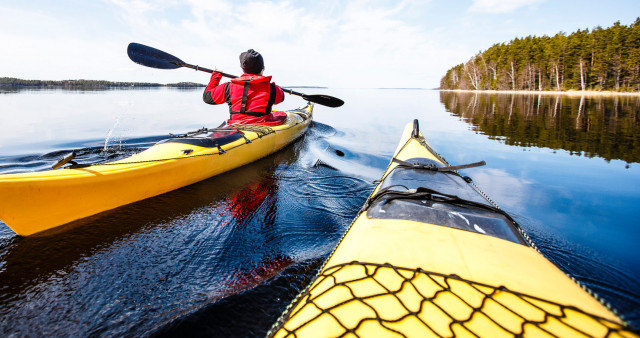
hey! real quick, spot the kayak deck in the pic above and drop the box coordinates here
[269,120,637,337]
[0,104,313,236]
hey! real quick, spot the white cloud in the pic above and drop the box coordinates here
[469,0,545,13]
[97,0,455,87]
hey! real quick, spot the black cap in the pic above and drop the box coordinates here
[239,49,264,74]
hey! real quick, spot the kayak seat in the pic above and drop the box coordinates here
[367,157,526,245]
[158,128,245,148]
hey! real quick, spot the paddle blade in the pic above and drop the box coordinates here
[301,94,344,108]
[127,43,184,70]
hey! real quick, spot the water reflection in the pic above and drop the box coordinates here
[440,91,640,164]
[223,176,279,226]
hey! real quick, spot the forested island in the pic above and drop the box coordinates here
[440,18,640,92]
[0,77,204,90]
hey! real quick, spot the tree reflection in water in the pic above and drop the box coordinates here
[440,91,640,164]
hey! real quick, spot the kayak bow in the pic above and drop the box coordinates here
[269,119,637,337]
[0,104,313,236]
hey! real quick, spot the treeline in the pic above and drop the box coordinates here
[165,82,206,88]
[440,91,640,163]
[0,77,204,89]
[440,18,640,92]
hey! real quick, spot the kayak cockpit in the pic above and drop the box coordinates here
[365,157,527,245]
[158,127,246,148]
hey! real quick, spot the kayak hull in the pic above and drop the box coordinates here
[0,104,312,236]
[269,120,635,337]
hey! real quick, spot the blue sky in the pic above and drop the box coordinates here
[0,0,638,88]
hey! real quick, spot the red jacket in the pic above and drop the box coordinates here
[203,72,286,125]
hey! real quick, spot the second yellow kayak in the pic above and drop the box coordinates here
[269,119,636,337]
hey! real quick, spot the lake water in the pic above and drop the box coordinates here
[0,88,638,335]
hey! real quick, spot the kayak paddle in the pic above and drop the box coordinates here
[127,42,344,108]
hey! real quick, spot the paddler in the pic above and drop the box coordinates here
[203,49,286,126]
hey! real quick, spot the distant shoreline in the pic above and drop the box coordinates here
[0,77,205,89]
[439,89,640,97]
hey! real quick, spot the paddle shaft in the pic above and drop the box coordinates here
[179,62,311,99]
[177,62,236,79]
[180,62,325,102]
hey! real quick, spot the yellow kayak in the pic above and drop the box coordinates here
[0,103,313,236]
[269,119,637,337]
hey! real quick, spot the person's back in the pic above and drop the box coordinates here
[203,49,286,126]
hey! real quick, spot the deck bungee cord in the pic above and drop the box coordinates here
[271,261,633,337]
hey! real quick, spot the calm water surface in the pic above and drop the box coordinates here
[0,88,638,335]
